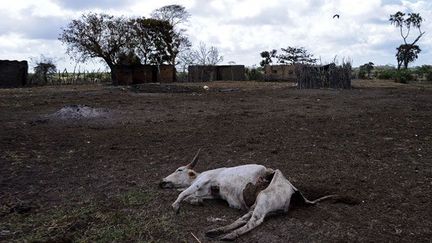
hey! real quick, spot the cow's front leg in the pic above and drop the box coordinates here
[172,180,209,213]
[184,195,204,205]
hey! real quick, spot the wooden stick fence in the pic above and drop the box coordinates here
[296,62,352,89]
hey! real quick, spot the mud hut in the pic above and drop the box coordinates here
[188,65,245,82]
[114,64,175,85]
[263,65,296,81]
[0,60,28,88]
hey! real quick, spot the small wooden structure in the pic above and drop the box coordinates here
[188,65,245,82]
[0,60,28,88]
[114,64,175,85]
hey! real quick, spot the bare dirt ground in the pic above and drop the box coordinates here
[1,80,431,242]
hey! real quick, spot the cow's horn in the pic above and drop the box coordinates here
[187,149,201,169]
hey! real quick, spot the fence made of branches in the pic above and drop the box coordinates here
[29,69,111,86]
[295,62,352,89]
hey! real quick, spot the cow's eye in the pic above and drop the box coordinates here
[177,169,183,172]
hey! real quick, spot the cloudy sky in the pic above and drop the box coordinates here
[0,0,431,71]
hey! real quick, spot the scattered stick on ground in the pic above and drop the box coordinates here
[190,232,202,243]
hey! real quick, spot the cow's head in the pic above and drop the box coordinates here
[159,149,200,189]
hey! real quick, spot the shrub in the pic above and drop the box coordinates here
[176,72,188,82]
[426,72,432,82]
[416,65,432,82]
[358,69,367,79]
[377,69,397,80]
[394,69,414,83]
[245,67,264,81]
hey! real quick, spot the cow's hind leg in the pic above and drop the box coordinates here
[205,210,253,238]
[219,209,266,241]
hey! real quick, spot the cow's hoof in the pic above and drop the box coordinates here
[205,229,223,238]
[172,203,180,214]
[220,234,236,241]
[220,237,235,241]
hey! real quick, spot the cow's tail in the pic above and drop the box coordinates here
[295,190,338,205]
[304,194,338,204]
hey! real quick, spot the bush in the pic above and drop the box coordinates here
[377,69,397,80]
[245,67,264,81]
[373,66,432,82]
[426,72,432,82]
[176,72,188,82]
[394,69,414,83]
[416,65,432,82]
[358,70,367,79]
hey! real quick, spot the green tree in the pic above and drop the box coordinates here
[60,13,183,84]
[59,13,132,83]
[151,5,191,66]
[390,11,425,69]
[259,49,277,67]
[131,17,177,65]
[396,44,421,70]
[359,62,375,79]
[151,4,190,26]
[32,55,57,85]
[277,47,317,65]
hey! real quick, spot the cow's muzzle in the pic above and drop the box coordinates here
[159,181,175,189]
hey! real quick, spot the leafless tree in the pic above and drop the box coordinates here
[178,42,223,71]
[192,42,224,65]
[178,50,195,72]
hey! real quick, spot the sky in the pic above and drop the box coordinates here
[0,0,431,71]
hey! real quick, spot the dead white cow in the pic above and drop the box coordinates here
[160,150,336,241]
[205,169,336,241]
[159,149,274,212]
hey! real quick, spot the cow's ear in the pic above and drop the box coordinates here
[188,171,197,179]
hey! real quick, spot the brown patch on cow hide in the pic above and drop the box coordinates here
[243,174,273,208]
[243,183,258,208]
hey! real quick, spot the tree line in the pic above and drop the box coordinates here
[58,5,426,84]
[258,11,425,72]
[59,5,225,83]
